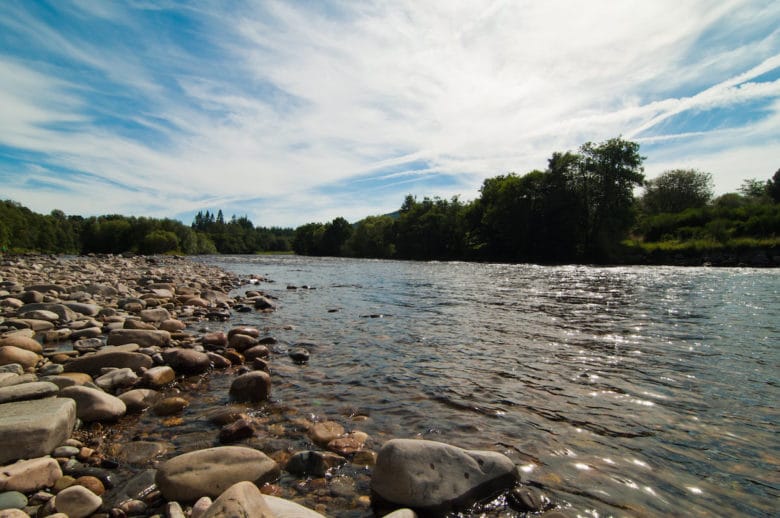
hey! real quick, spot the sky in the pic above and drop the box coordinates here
[1,0,778,228]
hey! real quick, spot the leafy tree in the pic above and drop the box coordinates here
[293,223,326,255]
[141,230,180,254]
[641,169,713,215]
[321,217,353,256]
[346,215,396,258]
[739,178,768,199]
[768,168,780,203]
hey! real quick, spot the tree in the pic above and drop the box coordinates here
[346,215,396,258]
[768,168,780,203]
[739,178,768,199]
[141,230,180,254]
[321,217,353,256]
[576,138,645,259]
[641,169,714,215]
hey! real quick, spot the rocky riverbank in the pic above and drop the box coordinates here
[0,254,559,518]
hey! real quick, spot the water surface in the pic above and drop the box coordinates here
[187,256,779,516]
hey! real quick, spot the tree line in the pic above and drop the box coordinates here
[293,137,780,263]
[0,203,293,255]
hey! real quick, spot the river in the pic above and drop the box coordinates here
[179,256,778,516]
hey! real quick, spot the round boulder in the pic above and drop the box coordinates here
[371,439,519,514]
[155,446,280,503]
[59,386,126,422]
[228,371,271,402]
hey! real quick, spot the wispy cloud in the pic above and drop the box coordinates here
[0,0,778,226]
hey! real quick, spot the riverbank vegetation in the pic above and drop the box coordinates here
[0,203,293,255]
[294,138,779,265]
[2,137,777,264]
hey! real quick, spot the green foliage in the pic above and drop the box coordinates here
[191,210,293,254]
[345,215,396,258]
[739,178,769,199]
[141,230,180,254]
[293,222,326,255]
[394,196,469,260]
[768,168,780,203]
[641,169,713,215]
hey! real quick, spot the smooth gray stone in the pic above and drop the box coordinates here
[63,350,152,376]
[0,381,59,404]
[0,490,28,510]
[59,386,126,422]
[63,303,101,317]
[0,398,77,464]
[106,329,170,348]
[18,303,78,322]
[371,439,519,514]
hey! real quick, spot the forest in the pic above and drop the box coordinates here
[294,138,780,264]
[2,137,778,264]
[0,204,293,255]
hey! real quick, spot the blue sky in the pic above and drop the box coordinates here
[1,0,778,227]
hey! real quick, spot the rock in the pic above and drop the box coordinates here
[113,469,156,503]
[383,509,418,518]
[218,418,255,443]
[54,475,76,492]
[166,501,186,518]
[46,373,93,389]
[0,336,42,354]
[151,397,189,416]
[227,334,257,352]
[0,298,24,309]
[288,348,310,364]
[118,498,147,515]
[285,451,346,477]
[0,381,59,404]
[69,327,102,340]
[0,457,62,492]
[253,297,275,310]
[38,362,64,376]
[63,351,153,376]
[264,495,327,518]
[17,309,59,321]
[0,347,40,369]
[161,348,211,375]
[327,431,368,456]
[94,368,139,392]
[206,352,231,369]
[0,491,27,511]
[54,484,102,518]
[0,508,30,518]
[243,345,269,362]
[192,496,212,518]
[106,329,170,348]
[118,389,159,413]
[63,303,100,317]
[0,365,23,376]
[141,366,175,388]
[0,374,18,388]
[228,371,271,402]
[309,421,344,446]
[155,446,280,503]
[52,446,80,458]
[59,386,126,422]
[202,332,227,347]
[124,318,156,330]
[371,439,519,514]
[140,308,171,323]
[228,327,260,339]
[507,486,550,512]
[200,481,273,518]
[159,319,186,332]
[74,476,105,496]
[0,398,76,464]
[19,303,77,322]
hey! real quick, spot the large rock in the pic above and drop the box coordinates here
[19,303,78,322]
[201,481,274,518]
[118,388,159,413]
[0,398,76,464]
[0,381,59,404]
[0,346,40,369]
[54,484,102,518]
[94,368,139,392]
[141,366,175,388]
[161,349,211,375]
[371,439,519,514]
[64,351,153,376]
[229,371,271,402]
[0,335,42,354]
[59,386,126,422]
[0,456,62,492]
[264,495,327,518]
[107,329,170,348]
[155,446,280,503]
[140,308,171,323]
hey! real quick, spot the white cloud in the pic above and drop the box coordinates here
[0,0,778,226]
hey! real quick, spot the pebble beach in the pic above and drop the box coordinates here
[0,255,550,518]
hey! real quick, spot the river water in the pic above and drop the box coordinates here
[178,256,778,516]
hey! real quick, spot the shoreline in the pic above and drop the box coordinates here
[0,254,551,518]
